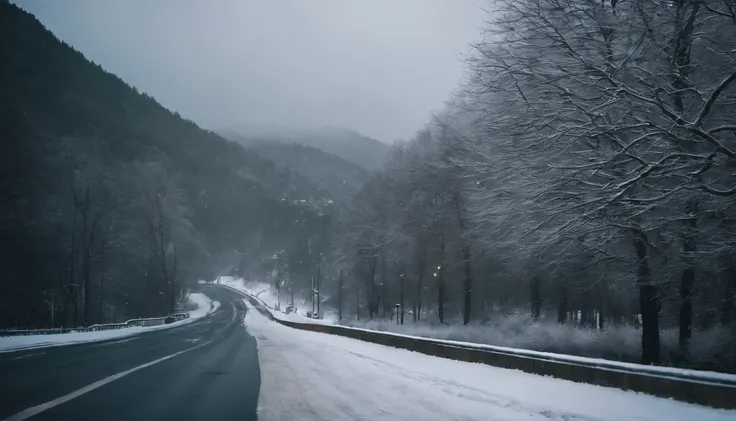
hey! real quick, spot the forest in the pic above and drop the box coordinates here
[270,0,736,372]
[0,1,330,329]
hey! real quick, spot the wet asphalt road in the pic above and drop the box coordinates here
[0,286,260,421]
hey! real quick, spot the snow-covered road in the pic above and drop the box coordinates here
[244,299,735,421]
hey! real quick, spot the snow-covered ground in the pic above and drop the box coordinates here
[218,276,337,324]
[0,292,220,353]
[217,277,281,308]
[219,277,736,383]
[243,299,735,421]
[187,292,220,320]
[219,279,733,372]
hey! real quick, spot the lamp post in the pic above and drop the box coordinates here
[399,273,405,325]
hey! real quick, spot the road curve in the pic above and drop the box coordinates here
[0,286,260,421]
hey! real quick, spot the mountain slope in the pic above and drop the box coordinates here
[225,133,371,201]
[0,1,330,328]
[226,126,390,170]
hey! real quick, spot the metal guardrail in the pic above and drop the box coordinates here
[226,286,736,409]
[0,312,190,337]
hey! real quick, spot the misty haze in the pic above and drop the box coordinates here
[1,1,735,420]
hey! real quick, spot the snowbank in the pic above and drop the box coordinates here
[340,314,733,373]
[244,299,736,421]
[0,292,219,353]
[328,322,736,384]
[218,277,337,325]
[187,292,220,319]
[343,316,736,377]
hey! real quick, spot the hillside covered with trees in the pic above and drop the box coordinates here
[224,133,371,202]
[227,126,390,170]
[0,1,331,329]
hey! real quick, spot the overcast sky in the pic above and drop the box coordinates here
[18,0,484,143]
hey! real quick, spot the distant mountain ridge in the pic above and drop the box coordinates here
[223,126,390,170]
[224,132,371,201]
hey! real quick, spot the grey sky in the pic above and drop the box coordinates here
[18,0,483,143]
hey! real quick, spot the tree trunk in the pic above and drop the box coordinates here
[79,186,91,327]
[679,199,697,355]
[368,258,377,319]
[82,211,101,327]
[170,245,178,314]
[633,229,660,365]
[438,226,445,324]
[670,0,699,357]
[530,276,541,320]
[72,287,78,328]
[581,290,593,328]
[356,283,360,321]
[462,245,472,326]
[598,296,605,331]
[337,270,343,320]
[380,252,386,319]
[721,267,735,327]
[416,257,424,322]
[728,265,736,367]
[454,194,472,325]
[67,173,78,328]
[611,302,622,327]
[557,286,568,324]
[98,239,106,323]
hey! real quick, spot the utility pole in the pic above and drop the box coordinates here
[311,277,315,315]
[316,255,321,316]
[399,273,405,325]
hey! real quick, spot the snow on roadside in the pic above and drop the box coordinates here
[243,299,736,421]
[186,292,220,320]
[220,277,736,383]
[217,277,279,307]
[0,292,220,353]
[320,323,736,384]
[217,276,336,325]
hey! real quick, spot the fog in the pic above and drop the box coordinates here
[18,0,483,142]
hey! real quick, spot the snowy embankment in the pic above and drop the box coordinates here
[344,316,735,373]
[220,276,736,385]
[243,299,736,421]
[0,292,220,353]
